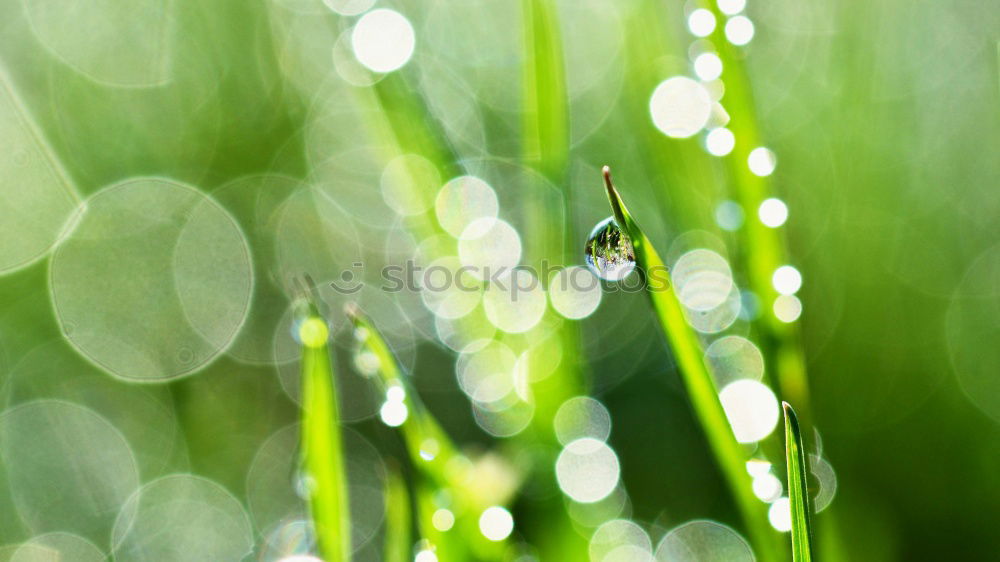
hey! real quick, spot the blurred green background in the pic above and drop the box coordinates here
[0,0,998,560]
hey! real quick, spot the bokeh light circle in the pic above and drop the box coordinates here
[556,438,620,503]
[654,520,753,561]
[649,77,712,138]
[351,9,416,73]
[718,379,780,443]
[50,178,252,382]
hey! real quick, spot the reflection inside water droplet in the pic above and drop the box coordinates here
[584,217,636,282]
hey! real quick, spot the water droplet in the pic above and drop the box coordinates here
[584,217,636,282]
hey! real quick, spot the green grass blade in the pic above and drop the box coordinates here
[521,0,568,181]
[384,465,411,562]
[345,303,460,477]
[783,402,814,562]
[601,167,780,562]
[298,307,351,562]
[346,304,514,560]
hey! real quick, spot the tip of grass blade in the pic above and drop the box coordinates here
[600,165,628,229]
[783,400,814,562]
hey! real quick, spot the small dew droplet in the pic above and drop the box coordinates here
[584,216,636,281]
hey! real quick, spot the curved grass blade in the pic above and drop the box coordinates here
[601,167,780,562]
[346,304,514,560]
[384,465,411,562]
[344,303,459,479]
[297,303,350,562]
[783,402,814,561]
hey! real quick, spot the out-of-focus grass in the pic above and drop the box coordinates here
[297,304,350,562]
[383,466,411,562]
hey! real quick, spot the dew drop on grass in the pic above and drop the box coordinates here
[584,217,636,281]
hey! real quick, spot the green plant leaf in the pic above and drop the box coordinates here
[522,0,569,181]
[383,465,411,562]
[783,401,814,562]
[601,167,780,562]
[298,304,351,562]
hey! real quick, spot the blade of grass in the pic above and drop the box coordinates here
[522,0,569,181]
[345,304,512,560]
[384,465,412,562]
[601,167,781,562]
[783,402,814,562]
[345,303,459,478]
[297,303,350,562]
[696,0,812,423]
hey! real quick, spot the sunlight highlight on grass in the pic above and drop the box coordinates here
[297,303,350,562]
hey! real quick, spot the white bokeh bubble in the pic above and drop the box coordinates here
[211,175,302,365]
[684,284,742,334]
[4,340,182,481]
[50,178,253,382]
[549,266,602,320]
[758,198,788,228]
[725,15,755,46]
[11,533,104,562]
[768,497,792,532]
[483,271,547,334]
[556,438,620,503]
[654,520,753,562]
[379,400,408,427]
[472,398,534,438]
[673,249,734,312]
[694,52,723,81]
[773,295,803,323]
[705,127,735,156]
[432,509,455,531]
[0,400,139,544]
[420,256,482,320]
[704,335,765,386]
[772,265,803,295]
[352,9,416,73]
[752,473,783,503]
[479,506,514,541]
[435,176,499,238]
[718,379,780,443]
[687,9,716,37]
[717,0,746,15]
[457,341,517,404]
[589,519,652,562]
[459,218,522,277]
[649,77,712,138]
[554,396,612,446]
[748,147,777,176]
